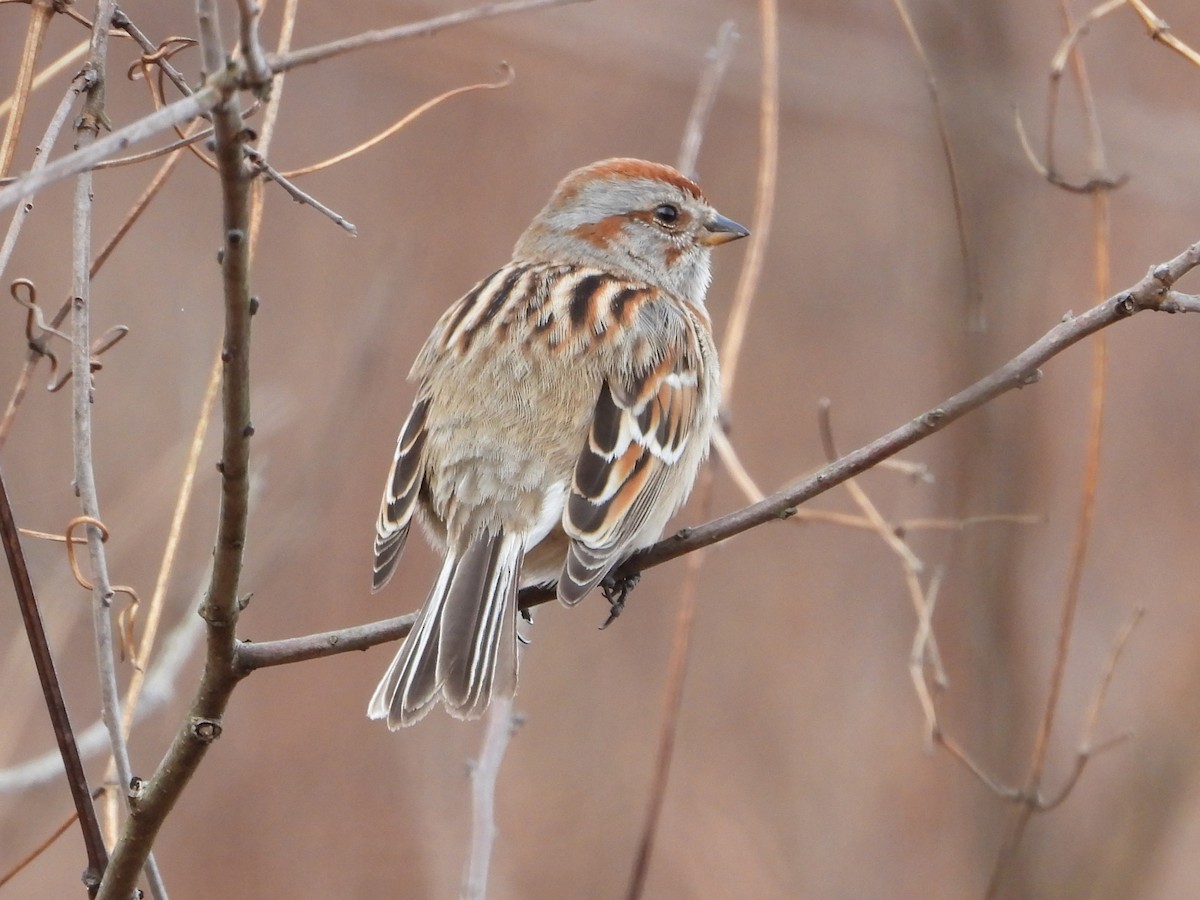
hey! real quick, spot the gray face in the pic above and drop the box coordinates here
[512,163,729,308]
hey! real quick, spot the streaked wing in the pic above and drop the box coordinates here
[559,349,700,604]
[372,394,431,592]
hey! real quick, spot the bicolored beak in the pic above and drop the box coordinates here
[698,211,750,246]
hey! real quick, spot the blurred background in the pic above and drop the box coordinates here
[2,1,1200,897]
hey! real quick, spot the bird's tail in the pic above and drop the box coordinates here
[368,530,524,728]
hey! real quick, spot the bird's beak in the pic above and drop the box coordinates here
[698,212,750,246]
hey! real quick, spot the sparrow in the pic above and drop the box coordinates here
[369,158,747,727]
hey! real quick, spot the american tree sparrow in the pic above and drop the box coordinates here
[369,158,747,727]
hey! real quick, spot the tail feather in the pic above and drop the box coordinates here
[367,531,524,728]
[367,554,457,725]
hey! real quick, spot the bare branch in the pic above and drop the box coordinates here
[889,0,982,326]
[270,0,592,75]
[280,64,515,179]
[1,468,108,893]
[0,0,56,176]
[0,75,85,289]
[244,147,357,234]
[463,698,522,899]
[96,0,256,893]
[718,0,778,405]
[675,21,738,179]
[0,84,220,214]
[233,243,1200,673]
[1040,607,1144,811]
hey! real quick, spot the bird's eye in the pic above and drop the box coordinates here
[653,204,680,227]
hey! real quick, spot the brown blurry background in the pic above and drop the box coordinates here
[3,1,1200,897]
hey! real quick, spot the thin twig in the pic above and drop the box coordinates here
[246,0,300,247]
[1040,607,1144,811]
[626,467,714,900]
[70,2,168,895]
[463,697,521,899]
[889,0,982,327]
[817,399,947,705]
[818,400,924,574]
[244,147,357,234]
[271,0,591,75]
[280,65,516,178]
[92,127,215,170]
[112,9,195,100]
[0,38,89,120]
[675,22,738,180]
[0,0,56,176]
[0,807,85,891]
[0,75,86,291]
[1126,0,1200,68]
[909,567,944,743]
[1,467,108,895]
[718,0,777,405]
[988,8,1116,891]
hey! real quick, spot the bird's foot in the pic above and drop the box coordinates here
[599,571,641,629]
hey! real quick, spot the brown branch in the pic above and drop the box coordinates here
[1126,0,1200,69]
[234,243,1200,672]
[718,0,777,405]
[0,806,84,891]
[0,37,89,121]
[1040,607,1144,811]
[626,468,714,900]
[889,0,983,327]
[281,64,514,178]
[0,467,108,895]
[988,10,1118,891]
[0,0,55,176]
[95,0,256,894]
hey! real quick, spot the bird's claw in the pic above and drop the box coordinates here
[599,571,641,629]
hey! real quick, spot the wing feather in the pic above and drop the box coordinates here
[372,395,431,592]
[559,342,703,605]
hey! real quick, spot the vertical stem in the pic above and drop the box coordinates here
[0,468,108,895]
[96,0,257,892]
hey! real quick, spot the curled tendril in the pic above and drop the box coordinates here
[64,516,143,668]
[9,278,130,391]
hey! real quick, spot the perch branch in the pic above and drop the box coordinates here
[233,240,1200,671]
